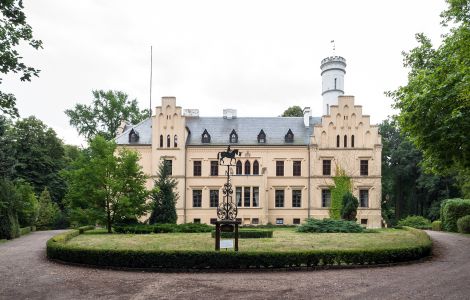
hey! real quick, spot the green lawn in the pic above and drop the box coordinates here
[66,228,428,252]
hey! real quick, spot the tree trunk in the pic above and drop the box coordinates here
[106,200,112,233]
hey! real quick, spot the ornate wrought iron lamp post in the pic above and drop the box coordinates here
[215,146,241,251]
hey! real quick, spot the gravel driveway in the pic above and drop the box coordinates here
[0,230,469,300]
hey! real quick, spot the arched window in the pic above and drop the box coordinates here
[230,129,238,143]
[167,135,170,147]
[344,135,347,148]
[244,161,251,175]
[236,161,242,175]
[257,129,266,143]
[336,135,340,148]
[201,129,211,143]
[253,160,259,175]
[351,135,355,148]
[129,129,139,143]
[160,135,163,147]
[285,129,294,143]
[174,135,178,147]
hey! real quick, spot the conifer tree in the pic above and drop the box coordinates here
[149,161,178,224]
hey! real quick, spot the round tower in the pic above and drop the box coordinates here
[320,56,346,115]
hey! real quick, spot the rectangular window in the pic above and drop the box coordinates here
[323,160,331,176]
[164,159,172,176]
[275,190,284,207]
[293,161,301,176]
[236,187,242,207]
[360,160,368,176]
[360,189,369,207]
[209,189,219,207]
[253,187,259,207]
[361,219,368,225]
[321,189,331,207]
[244,187,251,207]
[193,161,202,176]
[276,218,284,225]
[193,218,201,224]
[276,161,284,176]
[210,161,218,176]
[292,190,302,208]
[251,218,259,225]
[293,218,301,225]
[210,218,217,225]
[192,189,202,207]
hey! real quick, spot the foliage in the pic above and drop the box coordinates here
[440,198,470,232]
[341,192,358,221]
[379,118,461,224]
[211,229,273,239]
[113,223,213,234]
[64,136,149,232]
[0,0,43,117]
[281,105,303,117]
[431,220,442,231]
[36,188,60,230]
[387,1,470,191]
[330,167,351,219]
[397,215,432,229]
[149,161,178,224]
[47,228,431,269]
[11,116,67,203]
[0,179,20,239]
[78,225,95,234]
[297,218,364,233]
[19,226,32,235]
[16,181,39,227]
[456,215,470,234]
[0,116,16,179]
[65,90,149,140]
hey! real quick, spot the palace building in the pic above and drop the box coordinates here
[115,56,383,228]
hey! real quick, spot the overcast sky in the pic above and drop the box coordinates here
[4,0,447,145]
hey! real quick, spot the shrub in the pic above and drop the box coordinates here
[297,218,364,233]
[19,227,31,236]
[456,215,470,234]
[113,223,213,234]
[36,188,61,230]
[211,229,273,239]
[397,216,431,229]
[78,225,95,234]
[441,199,470,232]
[341,192,358,221]
[47,228,431,269]
[431,220,442,231]
[16,181,39,227]
[0,180,20,240]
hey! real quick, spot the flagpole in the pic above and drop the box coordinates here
[149,45,153,118]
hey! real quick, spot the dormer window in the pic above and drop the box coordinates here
[128,129,139,143]
[257,129,266,143]
[285,129,294,143]
[230,129,238,143]
[201,129,211,143]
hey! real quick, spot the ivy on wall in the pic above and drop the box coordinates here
[329,166,352,219]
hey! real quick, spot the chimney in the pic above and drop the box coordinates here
[303,107,311,127]
[223,109,237,119]
[183,109,199,117]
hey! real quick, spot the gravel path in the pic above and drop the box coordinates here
[0,230,469,300]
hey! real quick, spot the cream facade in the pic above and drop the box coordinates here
[116,56,383,228]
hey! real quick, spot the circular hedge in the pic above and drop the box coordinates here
[211,229,273,239]
[47,227,432,270]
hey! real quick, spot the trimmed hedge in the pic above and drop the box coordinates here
[456,215,470,234]
[431,221,442,231]
[297,218,364,233]
[78,225,95,234]
[19,227,31,236]
[47,227,432,270]
[441,199,470,232]
[211,229,273,239]
[113,223,213,234]
[397,216,432,230]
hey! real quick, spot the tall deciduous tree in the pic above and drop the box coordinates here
[387,0,470,194]
[64,136,148,232]
[149,161,178,224]
[0,116,16,179]
[65,90,150,140]
[0,0,43,117]
[10,116,66,203]
[281,105,303,117]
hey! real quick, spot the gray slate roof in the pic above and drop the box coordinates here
[115,116,321,146]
